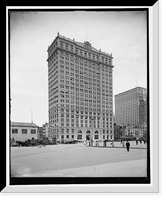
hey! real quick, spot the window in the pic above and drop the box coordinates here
[88,52,91,59]
[94,135,99,139]
[75,48,78,54]
[77,135,82,139]
[70,45,73,52]
[31,129,36,134]
[12,129,18,134]
[65,43,68,50]
[60,41,63,48]
[22,129,27,134]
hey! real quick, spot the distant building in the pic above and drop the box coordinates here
[38,127,43,140]
[38,123,49,140]
[47,32,114,142]
[130,127,144,138]
[11,122,38,142]
[115,87,147,126]
[112,114,116,124]
[43,123,49,138]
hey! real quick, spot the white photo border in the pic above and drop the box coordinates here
[4,3,159,193]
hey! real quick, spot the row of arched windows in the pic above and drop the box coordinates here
[77,130,99,134]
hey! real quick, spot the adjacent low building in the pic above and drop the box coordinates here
[130,125,147,139]
[11,122,38,142]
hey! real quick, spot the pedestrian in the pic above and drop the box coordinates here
[126,141,130,152]
[122,140,125,147]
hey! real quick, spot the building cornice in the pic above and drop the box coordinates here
[57,34,113,58]
[47,33,113,66]
[47,45,114,68]
[115,87,147,97]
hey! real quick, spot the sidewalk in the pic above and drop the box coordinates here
[28,159,147,177]
[11,143,147,177]
[88,141,147,149]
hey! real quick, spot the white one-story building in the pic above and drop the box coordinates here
[11,122,38,142]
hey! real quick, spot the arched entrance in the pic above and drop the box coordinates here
[86,135,90,140]
[86,130,91,140]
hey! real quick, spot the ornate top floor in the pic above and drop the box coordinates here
[47,32,114,67]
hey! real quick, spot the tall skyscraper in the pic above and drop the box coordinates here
[47,32,114,142]
[115,87,147,126]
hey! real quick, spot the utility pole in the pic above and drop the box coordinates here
[31,109,33,123]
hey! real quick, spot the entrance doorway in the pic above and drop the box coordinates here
[86,130,91,140]
[86,135,90,140]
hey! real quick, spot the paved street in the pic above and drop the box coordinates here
[11,142,147,177]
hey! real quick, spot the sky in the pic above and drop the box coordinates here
[9,10,147,126]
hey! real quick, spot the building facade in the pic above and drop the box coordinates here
[38,123,49,140]
[47,32,114,142]
[130,127,145,138]
[115,87,147,126]
[43,123,49,138]
[11,122,38,142]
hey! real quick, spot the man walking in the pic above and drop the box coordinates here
[126,141,130,152]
